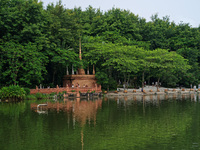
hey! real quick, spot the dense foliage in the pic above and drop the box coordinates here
[1,0,200,90]
[0,85,25,101]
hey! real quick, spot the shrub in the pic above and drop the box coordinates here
[57,92,64,99]
[24,88,30,95]
[50,92,57,96]
[35,93,48,100]
[35,93,43,100]
[25,94,37,100]
[0,85,25,101]
[62,91,67,94]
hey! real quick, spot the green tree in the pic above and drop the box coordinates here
[177,48,200,86]
[150,49,190,88]
[84,42,143,89]
[0,0,48,44]
[0,42,46,87]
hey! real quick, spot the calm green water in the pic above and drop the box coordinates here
[0,94,200,150]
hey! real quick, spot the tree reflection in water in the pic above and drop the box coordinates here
[31,98,102,150]
[1,94,200,150]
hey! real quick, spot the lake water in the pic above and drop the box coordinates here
[0,94,200,150]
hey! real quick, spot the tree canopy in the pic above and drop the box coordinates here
[1,0,199,89]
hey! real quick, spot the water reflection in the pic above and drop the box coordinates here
[104,93,200,115]
[2,93,200,150]
[31,99,102,150]
[101,94,199,150]
[110,93,200,104]
[190,93,200,102]
[31,99,102,127]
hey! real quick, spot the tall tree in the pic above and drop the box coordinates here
[0,42,46,87]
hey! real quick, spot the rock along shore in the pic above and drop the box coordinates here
[105,86,200,97]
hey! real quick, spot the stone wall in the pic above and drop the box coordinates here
[30,84,102,94]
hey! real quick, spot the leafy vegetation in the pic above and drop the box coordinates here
[0,85,25,101]
[1,0,200,90]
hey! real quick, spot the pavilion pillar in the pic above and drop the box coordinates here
[66,66,69,75]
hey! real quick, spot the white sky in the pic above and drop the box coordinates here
[41,0,200,27]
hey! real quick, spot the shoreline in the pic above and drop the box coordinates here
[105,86,200,97]
[105,91,199,96]
[104,87,200,101]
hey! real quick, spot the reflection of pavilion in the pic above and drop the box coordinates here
[30,99,102,126]
[31,99,102,150]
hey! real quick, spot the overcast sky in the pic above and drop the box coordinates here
[41,0,200,27]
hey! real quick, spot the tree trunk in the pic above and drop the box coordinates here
[127,73,130,88]
[108,66,112,91]
[124,73,127,90]
[13,70,19,85]
[52,70,56,85]
[142,71,145,89]
[157,77,160,91]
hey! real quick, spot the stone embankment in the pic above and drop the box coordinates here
[103,86,200,102]
[105,86,199,97]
